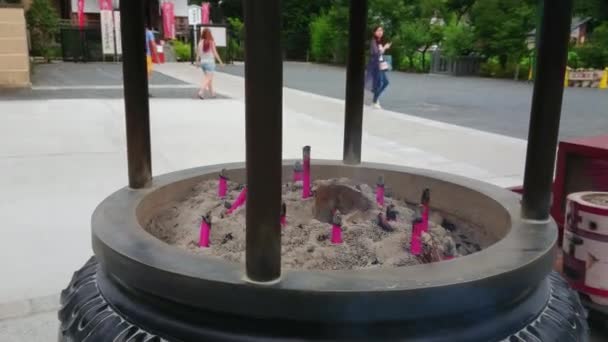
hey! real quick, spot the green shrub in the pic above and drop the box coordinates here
[572,24,608,69]
[398,52,431,73]
[171,40,191,62]
[442,20,475,58]
[568,50,583,69]
[309,6,348,64]
[25,0,60,62]
[480,56,530,79]
[227,17,244,61]
[309,13,335,63]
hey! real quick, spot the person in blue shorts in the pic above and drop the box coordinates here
[196,28,224,99]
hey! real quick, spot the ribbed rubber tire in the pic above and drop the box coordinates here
[58,257,588,342]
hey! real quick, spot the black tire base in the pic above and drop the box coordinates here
[58,257,589,342]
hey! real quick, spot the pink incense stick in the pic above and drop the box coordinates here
[218,169,228,198]
[331,224,342,244]
[376,175,385,207]
[410,216,423,255]
[293,161,303,182]
[227,186,247,215]
[421,188,431,232]
[302,146,311,199]
[280,202,287,227]
[331,210,343,244]
[199,215,211,248]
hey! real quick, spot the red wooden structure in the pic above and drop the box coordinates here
[509,135,608,246]
[552,135,608,245]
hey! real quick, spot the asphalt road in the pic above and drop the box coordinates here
[222,62,608,140]
[0,63,212,100]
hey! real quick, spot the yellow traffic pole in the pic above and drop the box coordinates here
[600,67,608,90]
[528,66,533,81]
[564,67,570,87]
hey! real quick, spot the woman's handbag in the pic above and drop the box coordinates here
[379,55,392,71]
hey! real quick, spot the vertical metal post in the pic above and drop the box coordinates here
[522,0,573,220]
[244,0,283,283]
[120,0,152,189]
[343,0,368,165]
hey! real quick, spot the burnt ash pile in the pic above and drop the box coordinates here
[146,178,490,271]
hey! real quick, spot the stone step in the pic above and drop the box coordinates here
[0,8,26,23]
[0,54,28,69]
[0,69,30,88]
[0,22,27,39]
[0,38,28,54]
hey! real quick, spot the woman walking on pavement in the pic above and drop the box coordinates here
[365,26,391,109]
[196,28,224,99]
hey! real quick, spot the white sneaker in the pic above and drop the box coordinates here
[372,102,382,109]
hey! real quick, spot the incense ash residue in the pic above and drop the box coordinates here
[582,193,608,207]
[145,179,489,271]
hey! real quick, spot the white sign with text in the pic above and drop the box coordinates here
[113,11,122,55]
[100,10,115,54]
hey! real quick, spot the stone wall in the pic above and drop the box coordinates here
[0,6,30,88]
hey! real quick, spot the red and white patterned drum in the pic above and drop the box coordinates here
[562,192,608,305]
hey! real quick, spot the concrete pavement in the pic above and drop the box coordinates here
[2,62,599,340]
[157,63,527,187]
[223,62,608,140]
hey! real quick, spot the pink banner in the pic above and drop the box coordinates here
[98,0,112,11]
[201,2,210,24]
[162,2,175,39]
[77,0,85,28]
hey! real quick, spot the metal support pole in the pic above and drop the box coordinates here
[244,0,283,283]
[522,0,573,220]
[120,0,152,189]
[343,0,368,165]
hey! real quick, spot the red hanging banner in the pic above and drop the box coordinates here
[98,0,113,11]
[201,2,210,24]
[162,1,175,39]
[77,0,85,28]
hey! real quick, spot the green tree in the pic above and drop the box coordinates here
[442,19,475,58]
[309,12,335,63]
[469,0,535,69]
[445,0,477,21]
[397,20,428,70]
[575,22,608,68]
[227,17,244,61]
[309,5,349,64]
[26,0,60,62]
[574,0,608,21]
[282,1,332,60]
[396,18,443,71]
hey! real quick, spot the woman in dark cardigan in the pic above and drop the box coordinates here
[365,26,392,109]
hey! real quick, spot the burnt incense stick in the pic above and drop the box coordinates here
[331,209,343,244]
[302,146,312,199]
[199,213,212,248]
[376,175,385,207]
[218,169,228,198]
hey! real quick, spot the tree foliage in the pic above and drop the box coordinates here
[469,0,535,67]
[26,0,60,62]
[227,17,244,61]
[442,19,475,58]
[223,0,607,74]
[574,0,608,21]
[574,22,608,68]
[309,5,349,64]
[282,1,332,59]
